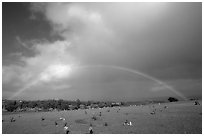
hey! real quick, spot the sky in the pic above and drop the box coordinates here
[2,2,202,101]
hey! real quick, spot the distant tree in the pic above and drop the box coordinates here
[42,101,50,109]
[14,100,17,106]
[57,99,64,109]
[76,99,81,108]
[95,101,100,105]
[36,101,43,108]
[98,102,105,108]
[168,97,178,102]
[87,101,91,106]
[50,100,57,109]
[60,102,69,110]
[28,101,38,108]
[22,101,29,108]
[121,102,125,106]
[5,101,18,112]
[105,102,112,107]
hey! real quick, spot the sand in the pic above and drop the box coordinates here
[2,100,202,134]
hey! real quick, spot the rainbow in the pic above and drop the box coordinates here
[9,64,187,101]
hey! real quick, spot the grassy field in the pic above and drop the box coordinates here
[2,100,202,134]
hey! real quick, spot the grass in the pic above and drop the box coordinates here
[2,100,202,134]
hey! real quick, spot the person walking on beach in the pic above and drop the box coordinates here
[64,123,69,134]
[89,124,93,134]
[55,121,58,127]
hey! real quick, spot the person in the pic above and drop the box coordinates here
[89,124,93,134]
[41,117,45,121]
[11,117,15,122]
[55,121,58,127]
[123,120,128,125]
[64,123,69,134]
[194,100,200,105]
[60,117,66,121]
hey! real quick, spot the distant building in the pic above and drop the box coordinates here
[86,106,91,109]
[69,105,78,110]
[90,104,99,109]
[48,108,54,111]
[79,104,86,109]
[111,102,121,107]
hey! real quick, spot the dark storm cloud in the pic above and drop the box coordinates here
[31,2,201,80]
[2,2,202,100]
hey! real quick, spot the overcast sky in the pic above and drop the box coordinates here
[2,2,202,101]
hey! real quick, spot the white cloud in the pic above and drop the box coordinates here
[20,40,74,67]
[3,39,76,99]
[39,64,72,82]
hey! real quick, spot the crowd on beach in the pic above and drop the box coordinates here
[3,100,201,134]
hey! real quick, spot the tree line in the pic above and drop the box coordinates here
[2,99,124,112]
[3,97,178,112]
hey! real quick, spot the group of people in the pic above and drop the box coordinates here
[63,123,93,134]
[194,100,200,105]
[123,120,132,126]
[63,123,70,134]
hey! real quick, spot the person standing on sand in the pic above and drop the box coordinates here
[89,124,93,134]
[10,117,15,122]
[123,120,128,125]
[64,123,69,134]
[55,121,58,127]
[129,121,132,126]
